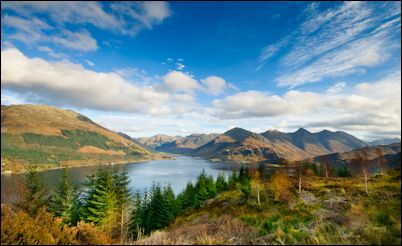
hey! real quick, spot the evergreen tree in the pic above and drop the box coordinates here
[163,184,179,223]
[49,168,77,225]
[180,181,197,208]
[112,167,131,242]
[145,183,169,233]
[215,173,227,193]
[228,170,239,189]
[206,174,217,198]
[195,170,209,205]
[239,166,251,198]
[17,167,48,215]
[84,168,117,227]
[129,191,144,239]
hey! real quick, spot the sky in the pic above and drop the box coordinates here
[1,1,401,140]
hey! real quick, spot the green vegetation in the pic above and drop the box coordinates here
[1,164,400,245]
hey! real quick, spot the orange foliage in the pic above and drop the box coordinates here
[270,172,294,203]
[1,204,110,245]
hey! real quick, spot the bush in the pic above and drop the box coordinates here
[270,172,294,203]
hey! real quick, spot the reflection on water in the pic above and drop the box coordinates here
[2,156,251,203]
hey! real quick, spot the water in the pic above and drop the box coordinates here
[1,156,250,203]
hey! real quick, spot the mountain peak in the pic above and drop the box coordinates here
[295,128,311,134]
[224,127,253,141]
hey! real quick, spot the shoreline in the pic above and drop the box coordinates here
[1,155,174,175]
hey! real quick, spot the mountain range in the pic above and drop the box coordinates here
[133,127,400,164]
[2,104,400,171]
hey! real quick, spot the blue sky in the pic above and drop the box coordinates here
[1,1,401,140]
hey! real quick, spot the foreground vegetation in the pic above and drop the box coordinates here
[1,162,400,245]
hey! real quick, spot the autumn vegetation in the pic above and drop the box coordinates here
[1,156,401,245]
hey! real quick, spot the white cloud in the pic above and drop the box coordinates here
[256,2,400,87]
[213,70,401,138]
[212,90,320,119]
[2,1,171,51]
[276,38,388,88]
[3,15,98,52]
[85,59,95,66]
[201,76,227,96]
[162,71,200,93]
[326,82,346,94]
[51,29,98,52]
[37,46,65,59]
[1,48,171,114]
[175,62,185,70]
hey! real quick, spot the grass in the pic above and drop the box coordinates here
[135,168,401,245]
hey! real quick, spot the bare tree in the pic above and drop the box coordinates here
[319,155,331,178]
[375,147,387,174]
[294,161,302,194]
[351,150,369,195]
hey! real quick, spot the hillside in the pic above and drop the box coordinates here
[314,142,401,169]
[192,128,284,163]
[134,168,401,245]
[136,134,183,149]
[1,104,157,172]
[156,133,219,154]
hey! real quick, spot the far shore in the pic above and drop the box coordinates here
[1,155,174,175]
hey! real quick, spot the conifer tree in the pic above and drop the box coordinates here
[215,173,227,193]
[17,167,48,215]
[84,168,117,228]
[49,168,77,225]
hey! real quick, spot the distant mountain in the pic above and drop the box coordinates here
[313,143,401,169]
[264,128,368,157]
[1,104,156,172]
[156,133,219,154]
[369,138,401,146]
[118,132,154,151]
[136,134,183,149]
[192,128,283,163]
[191,127,368,163]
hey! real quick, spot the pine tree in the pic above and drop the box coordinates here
[239,166,251,198]
[228,171,239,189]
[180,181,197,208]
[145,183,169,233]
[206,174,217,198]
[129,191,144,239]
[17,167,48,215]
[215,173,227,193]
[163,184,179,223]
[49,168,77,225]
[84,168,117,228]
[195,170,209,205]
[112,167,131,242]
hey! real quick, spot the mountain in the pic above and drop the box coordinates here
[156,133,219,154]
[1,104,157,172]
[118,132,154,151]
[191,127,368,163]
[313,142,401,169]
[192,128,283,163]
[136,134,183,149]
[369,138,401,146]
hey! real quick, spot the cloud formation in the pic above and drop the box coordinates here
[257,2,401,88]
[213,70,401,138]
[1,1,172,51]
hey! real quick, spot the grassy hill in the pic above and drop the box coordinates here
[1,104,157,172]
[134,168,401,245]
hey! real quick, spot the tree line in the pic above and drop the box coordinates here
[2,166,252,244]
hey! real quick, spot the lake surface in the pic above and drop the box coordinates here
[1,156,253,203]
